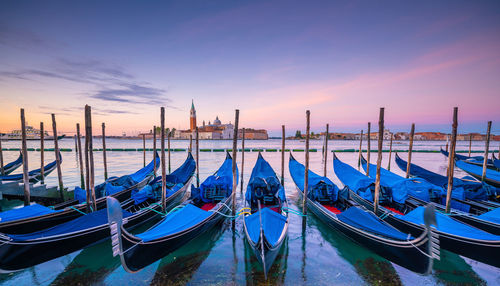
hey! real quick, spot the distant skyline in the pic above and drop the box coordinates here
[1,0,499,137]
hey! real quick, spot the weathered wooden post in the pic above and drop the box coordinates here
[357,130,363,170]
[445,107,458,213]
[84,118,91,212]
[231,110,239,211]
[406,123,415,178]
[324,124,329,177]
[240,128,245,193]
[0,134,4,175]
[445,135,449,153]
[189,134,193,153]
[373,108,384,214]
[52,114,64,200]
[102,123,108,180]
[281,125,285,185]
[468,134,472,157]
[303,110,310,214]
[85,105,97,211]
[160,107,166,212]
[142,133,146,167]
[20,109,30,206]
[481,121,492,182]
[153,125,157,177]
[40,122,44,183]
[367,123,371,175]
[74,135,77,153]
[76,123,84,188]
[387,133,393,171]
[168,131,171,174]
[195,127,200,188]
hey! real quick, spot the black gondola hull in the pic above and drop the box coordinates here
[350,190,500,268]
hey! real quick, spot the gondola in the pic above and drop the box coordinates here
[395,153,499,206]
[0,153,160,234]
[0,152,23,175]
[107,152,235,273]
[361,155,500,235]
[333,154,500,268]
[290,154,437,274]
[0,153,195,272]
[455,159,500,188]
[0,154,59,183]
[440,148,496,169]
[242,153,288,279]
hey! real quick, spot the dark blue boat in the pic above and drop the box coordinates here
[0,155,58,183]
[108,152,234,273]
[0,152,194,272]
[243,153,288,278]
[0,153,160,234]
[289,154,437,274]
[455,159,500,188]
[440,148,496,169]
[334,154,500,268]
[0,153,23,175]
[494,153,500,170]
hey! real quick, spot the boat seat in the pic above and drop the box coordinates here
[204,185,227,202]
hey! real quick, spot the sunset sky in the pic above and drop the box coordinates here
[1,0,499,136]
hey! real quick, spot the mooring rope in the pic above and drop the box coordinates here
[69,206,87,215]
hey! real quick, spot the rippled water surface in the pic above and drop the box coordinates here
[0,138,499,285]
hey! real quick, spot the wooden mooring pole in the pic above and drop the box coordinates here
[240,128,245,193]
[281,125,285,186]
[482,121,492,182]
[195,127,200,188]
[85,105,97,211]
[324,124,329,177]
[0,134,4,175]
[168,131,171,174]
[40,122,44,183]
[102,123,108,180]
[153,125,157,177]
[374,108,384,214]
[52,113,64,200]
[406,123,415,178]
[189,134,193,153]
[160,107,166,212]
[20,109,30,206]
[303,110,310,214]
[387,133,393,171]
[231,110,239,211]
[76,123,85,188]
[142,134,146,167]
[357,130,363,170]
[468,134,472,157]
[445,107,458,213]
[367,123,371,175]
[74,135,77,153]
[84,119,91,212]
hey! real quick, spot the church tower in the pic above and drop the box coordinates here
[190,100,197,131]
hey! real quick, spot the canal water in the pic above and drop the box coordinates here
[0,138,499,285]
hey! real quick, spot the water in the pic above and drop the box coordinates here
[0,138,499,285]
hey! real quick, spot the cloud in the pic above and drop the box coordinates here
[91,83,168,105]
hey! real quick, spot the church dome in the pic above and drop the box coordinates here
[214,116,221,125]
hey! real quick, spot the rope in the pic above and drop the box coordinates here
[282,207,306,217]
[69,206,87,215]
[379,211,390,220]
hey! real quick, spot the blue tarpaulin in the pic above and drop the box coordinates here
[0,204,60,223]
[137,204,210,242]
[288,155,339,203]
[361,156,441,203]
[191,153,236,203]
[456,160,500,184]
[6,208,132,241]
[245,207,287,247]
[395,206,500,241]
[478,207,500,225]
[337,207,411,241]
[245,153,286,203]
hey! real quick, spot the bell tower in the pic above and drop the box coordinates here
[190,99,197,131]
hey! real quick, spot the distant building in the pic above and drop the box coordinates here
[238,128,268,140]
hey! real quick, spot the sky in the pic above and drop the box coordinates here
[0,0,499,136]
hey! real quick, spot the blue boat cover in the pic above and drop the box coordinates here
[395,154,493,200]
[288,155,339,203]
[7,208,133,241]
[245,154,286,203]
[131,182,182,204]
[0,204,60,223]
[456,160,500,183]
[333,156,391,203]
[494,156,500,169]
[2,153,22,174]
[361,157,441,203]
[137,204,211,242]
[191,153,236,203]
[337,207,411,241]
[395,206,500,241]
[0,159,57,182]
[245,207,287,247]
[478,207,500,225]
